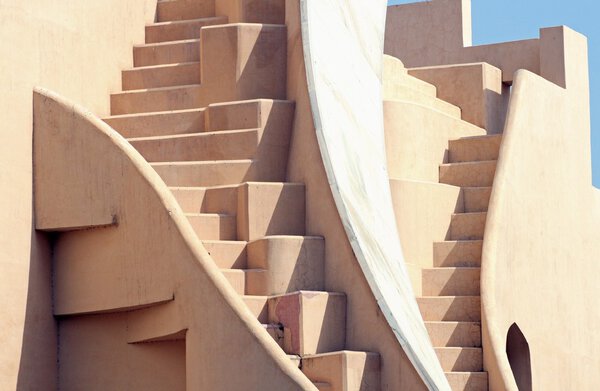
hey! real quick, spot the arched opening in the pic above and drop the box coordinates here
[506,323,532,391]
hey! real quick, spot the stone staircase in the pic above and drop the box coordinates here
[421,133,502,391]
[102,1,379,389]
[383,54,504,390]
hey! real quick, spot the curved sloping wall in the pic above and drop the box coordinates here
[33,87,315,390]
[483,72,600,390]
[300,1,449,389]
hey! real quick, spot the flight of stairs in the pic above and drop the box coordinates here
[419,133,502,391]
[102,1,380,390]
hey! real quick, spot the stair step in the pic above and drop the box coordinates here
[104,108,205,138]
[314,382,333,391]
[449,212,487,240]
[128,129,259,162]
[383,56,438,97]
[433,240,482,268]
[385,75,437,99]
[206,99,294,132]
[145,16,228,44]
[439,160,497,187]
[446,372,488,391]
[301,351,381,391]
[151,159,255,187]
[242,295,268,323]
[384,87,461,118]
[417,296,481,322]
[133,39,201,67]
[436,347,483,372]
[449,134,502,163]
[422,267,481,296]
[222,269,268,295]
[225,0,286,24]
[247,236,324,295]
[157,0,214,22]
[186,213,236,240]
[268,291,346,355]
[170,185,238,214]
[110,84,203,115]
[463,187,492,213]
[238,183,306,241]
[202,240,247,269]
[122,62,200,90]
[425,322,481,347]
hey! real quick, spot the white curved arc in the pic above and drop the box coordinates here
[299,1,450,390]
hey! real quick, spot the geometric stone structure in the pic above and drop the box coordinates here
[1,0,598,390]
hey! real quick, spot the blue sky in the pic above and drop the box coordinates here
[388,0,600,188]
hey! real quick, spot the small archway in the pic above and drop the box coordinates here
[506,323,532,391]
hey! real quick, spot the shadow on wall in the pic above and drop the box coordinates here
[16,225,57,389]
[506,323,532,391]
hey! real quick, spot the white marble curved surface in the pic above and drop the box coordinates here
[300,1,450,389]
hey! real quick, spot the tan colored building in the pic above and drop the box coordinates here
[1,0,598,390]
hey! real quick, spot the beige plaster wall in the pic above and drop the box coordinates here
[0,1,156,388]
[482,27,600,390]
[407,63,509,134]
[385,0,541,85]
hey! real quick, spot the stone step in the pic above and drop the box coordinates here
[104,108,205,138]
[301,351,381,391]
[425,322,481,348]
[111,84,204,115]
[221,269,268,295]
[248,236,324,296]
[383,55,437,97]
[417,296,481,322]
[384,87,461,119]
[114,24,288,115]
[422,267,481,296]
[242,295,268,323]
[449,134,503,163]
[435,347,483,372]
[206,99,294,133]
[170,185,238,215]
[156,0,214,22]
[439,160,497,187]
[171,181,304,227]
[133,39,201,67]
[151,160,285,187]
[237,183,306,241]
[433,240,482,268]
[268,291,346,356]
[122,62,200,90]
[128,129,259,162]
[145,16,228,44]
[314,382,333,391]
[202,240,247,269]
[186,213,236,240]
[105,98,293,138]
[446,372,488,391]
[462,187,492,213]
[449,212,487,241]
[220,0,286,24]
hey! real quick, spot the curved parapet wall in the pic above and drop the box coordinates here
[33,88,315,390]
[300,1,449,389]
[482,28,600,390]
